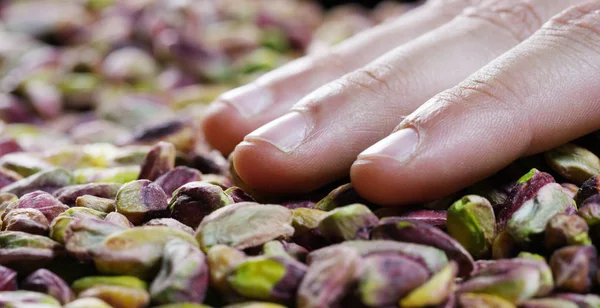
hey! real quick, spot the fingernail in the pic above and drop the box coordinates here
[359,127,419,162]
[245,112,310,153]
[220,83,274,118]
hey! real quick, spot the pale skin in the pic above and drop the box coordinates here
[202,0,600,206]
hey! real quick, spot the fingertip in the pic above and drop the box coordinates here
[202,100,252,155]
[351,156,457,207]
[232,140,318,194]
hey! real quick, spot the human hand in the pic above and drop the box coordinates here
[203,0,600,206]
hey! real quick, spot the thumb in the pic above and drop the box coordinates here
[351,1,600,206]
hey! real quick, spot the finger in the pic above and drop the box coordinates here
[233,0,582,194]
[202,0,478,154]
[352,1,600,206]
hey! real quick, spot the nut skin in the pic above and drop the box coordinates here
[227,255,307,303]
[544,214,591,251]
[549,245,597,293]
[376,209,447,229]
[496,169,555,231]
[150,239,209,305]
[315,183,366,211]
[115,179,169,225]
[145,218,194,235]
[4,190,69,223]
[2,208,49,235]
[317,203,379,242]
[138,141,176,181]
[127,120,196,153]
[575,175,600,206]
[371,219,473,277]
[308,240,449,275]
[75,195,116,213]
[195,202,294,253]
[169,181,234,228]
[447,195,496,259]
[93,226,198,279]
[154,166,202,197]
[507,183,575,246]
[356,253,429,307]
[54,183,121,207]
[21,268,74,304]
[0,231,65,272]
[0,167,23,190]
[297,246,364,308]
[225,186,256,203]
[545,143,600,185]
[0,168,73,197]
[0,265,18,291]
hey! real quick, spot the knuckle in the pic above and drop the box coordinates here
[461,0,544,42]
[343,64,396,98]
[540,2,600,55]
[429,0,482,17]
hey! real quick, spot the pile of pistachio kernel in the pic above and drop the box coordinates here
[4,1,600,308]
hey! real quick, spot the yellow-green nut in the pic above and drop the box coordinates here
[399,262,457,308]
[223,303,286,308]
[206,245,246,296]
[75,195,116,213]
[544,214,591,250]
[49,207,108,244]
[507,183,574,246]
[93,226,198,279]
[357,253,429,307]
[115,179,169,225]
[297,246,364,308]
[72,276,147,294]
[521,298,579,308]
[314,183,364,211]
[227,255,307,303]
[63,298,113,308]
[73,166,140,184]
[0,291,61,307]
[458,293,516,308]
[317,203,378,242]
[72,276,149,308]
[447,195,496,258]
[195,202,294,253]
[64,217,126,262]
[150,239,209,305]
[155,304,213,308]
[545,143,600,185]
[0,231,64,272]
[459,255,554,305]
[0,167,73,197]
